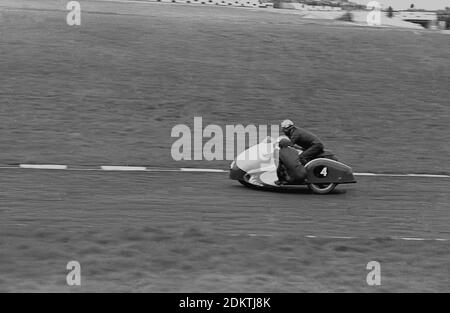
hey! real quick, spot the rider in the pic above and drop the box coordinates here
[275,137,307,186]
[280,119,324,165]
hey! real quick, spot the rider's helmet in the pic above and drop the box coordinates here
[280,119,294,135]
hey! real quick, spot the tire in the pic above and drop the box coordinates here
[238,179,253,188]
[308,183,337,195]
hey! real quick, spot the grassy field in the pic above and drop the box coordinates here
[1,0,449,172]
[0,0,449,292]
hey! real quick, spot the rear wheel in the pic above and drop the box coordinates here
[308,183,337,194]
[238,179,248,186]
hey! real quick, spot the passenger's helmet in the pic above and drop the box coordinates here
[276,135,292,148]
[276,135,290,143]
[278,138,292,148]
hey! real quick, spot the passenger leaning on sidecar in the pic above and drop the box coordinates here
[280,119,324,165]
[275,137,307,186]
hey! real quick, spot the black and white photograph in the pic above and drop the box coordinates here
[0,0,449,296]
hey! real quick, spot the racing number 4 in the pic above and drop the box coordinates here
[320,167,328,177]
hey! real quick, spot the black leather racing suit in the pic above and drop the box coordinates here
[277,140,307,184]
[285,126,324,165]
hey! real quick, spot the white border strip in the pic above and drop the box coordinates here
[101,166,147,171]
[2,165,448,178]
[19,164,68,170]
[180,168,227,173]
[354,173,450,178]
[241,234,450,242]
[406,174,450,178]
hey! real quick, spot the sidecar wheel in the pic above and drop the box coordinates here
[238,179,252,187]
[308,183,337,194]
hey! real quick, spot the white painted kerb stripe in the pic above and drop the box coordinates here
[235,234,450,241]
[100,166,147,171]
[398,237,426,241]
[406,174,450,178]
[355,173,450,178]
[19,164,68,170]
[180,168,227,173]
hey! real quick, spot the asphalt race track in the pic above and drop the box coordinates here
[1,168,449,292]
[0,0,449,292]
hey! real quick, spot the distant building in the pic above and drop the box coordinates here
[397,10,438,28]
[437,9,450,29]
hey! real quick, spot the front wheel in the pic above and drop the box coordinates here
[308,183,337,195]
